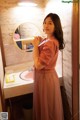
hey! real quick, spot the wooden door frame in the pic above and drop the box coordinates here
[0,27,6,111]
[72,1,79,120]
[0,27,6,68]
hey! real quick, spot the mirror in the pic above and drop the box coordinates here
[13,22,43,52]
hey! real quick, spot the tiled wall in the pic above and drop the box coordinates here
[62,5,72,115]
[0,0,73,115]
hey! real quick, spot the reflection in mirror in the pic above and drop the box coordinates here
[13,22,42,52]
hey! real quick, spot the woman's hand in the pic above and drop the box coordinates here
[32,36,43,47]
[32,36,45,70]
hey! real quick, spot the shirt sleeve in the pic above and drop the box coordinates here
[38,41,56,66]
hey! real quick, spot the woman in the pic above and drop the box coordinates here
[32,13,64,120]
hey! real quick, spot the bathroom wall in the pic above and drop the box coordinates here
[0,0,72,114]
[62,6,72,114]
[0,0,45,66]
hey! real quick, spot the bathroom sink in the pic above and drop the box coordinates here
[19,69,34,81]
[4,69,34,98]
[4,68,34,88]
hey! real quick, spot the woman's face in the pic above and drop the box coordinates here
[43,17,55,36]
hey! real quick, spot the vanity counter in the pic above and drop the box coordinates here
[4,71,34,99]
[4,70,63,99]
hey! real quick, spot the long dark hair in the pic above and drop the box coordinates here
[43,13,65,50]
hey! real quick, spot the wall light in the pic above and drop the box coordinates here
[18,0,37,7]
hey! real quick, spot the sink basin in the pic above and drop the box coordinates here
[19,69,34,81]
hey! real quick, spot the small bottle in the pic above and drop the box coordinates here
[6,74,15,83]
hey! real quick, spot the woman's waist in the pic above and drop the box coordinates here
[35,68,56,73]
